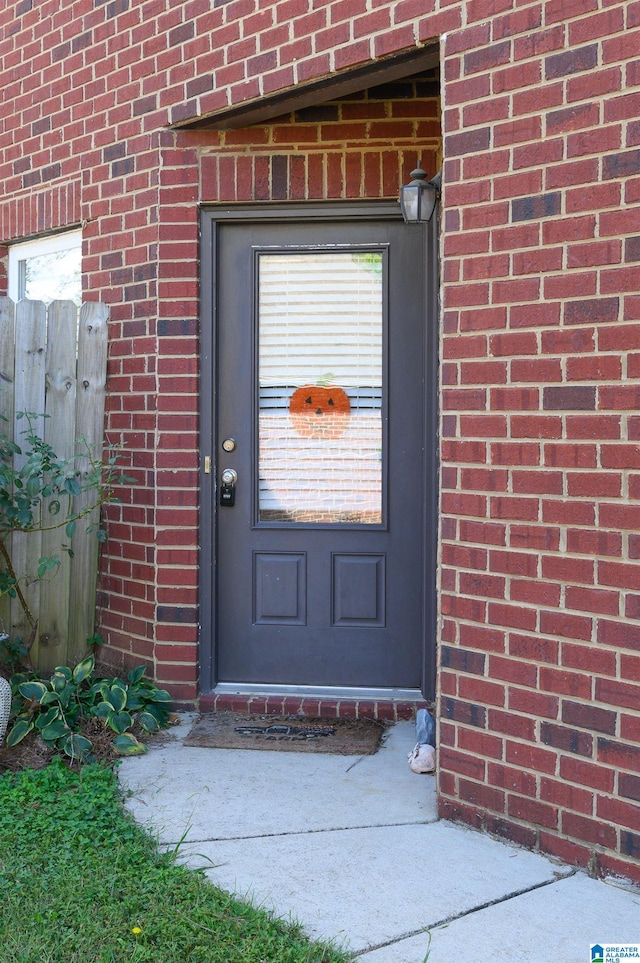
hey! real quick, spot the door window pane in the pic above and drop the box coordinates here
[258,250,384,525]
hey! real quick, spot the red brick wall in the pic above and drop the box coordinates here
[197,80,441,204]
[438,1,640,885]
[1,0,639,883]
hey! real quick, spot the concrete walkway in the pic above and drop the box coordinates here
[119,715,640,962]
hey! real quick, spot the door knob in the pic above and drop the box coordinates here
[220,468,237,507]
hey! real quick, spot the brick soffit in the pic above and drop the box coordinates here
[171,42,440,131]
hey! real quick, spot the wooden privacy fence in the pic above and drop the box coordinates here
[0,298,108,673]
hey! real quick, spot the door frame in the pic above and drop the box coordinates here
[199,201,439,699]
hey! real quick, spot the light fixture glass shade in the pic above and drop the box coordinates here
[399,167,437,223]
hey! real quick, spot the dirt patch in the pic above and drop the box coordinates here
[0,730,54,771]
[184,712,386,755]
[0,715,178,772]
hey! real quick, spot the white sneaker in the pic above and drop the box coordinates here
[408,742,436,773]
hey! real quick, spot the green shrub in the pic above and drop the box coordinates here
[6,654,171,763]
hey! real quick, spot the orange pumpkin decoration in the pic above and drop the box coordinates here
[289,384,351,438]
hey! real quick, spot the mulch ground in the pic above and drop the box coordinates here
[0,715,179,772]
[0,717,125,771]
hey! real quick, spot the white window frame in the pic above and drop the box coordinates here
[7,229,82,302]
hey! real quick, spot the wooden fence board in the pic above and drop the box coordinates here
[12,299,47,658]
[0,298,16,639]
[0,299,108,672]
[38,301,78,668]
[69,301,109,663]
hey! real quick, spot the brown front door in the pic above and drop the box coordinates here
[201,208,437,694]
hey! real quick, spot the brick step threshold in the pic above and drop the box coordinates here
[199,691,430,721]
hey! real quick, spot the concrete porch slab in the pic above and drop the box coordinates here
[176,820,562,954]
[120,718,436,843]
[119,715,640,962]
[359,872,640,962]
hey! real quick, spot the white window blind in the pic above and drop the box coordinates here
[257,250,384,524]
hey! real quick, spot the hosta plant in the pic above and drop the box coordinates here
[7,654,171,763]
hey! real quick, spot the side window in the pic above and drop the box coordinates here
[7,230,82,305]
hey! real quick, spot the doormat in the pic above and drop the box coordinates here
[184,712,386,755]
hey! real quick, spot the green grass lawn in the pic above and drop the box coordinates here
[0,761,350,963]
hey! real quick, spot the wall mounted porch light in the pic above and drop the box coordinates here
[399,166,439,223]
